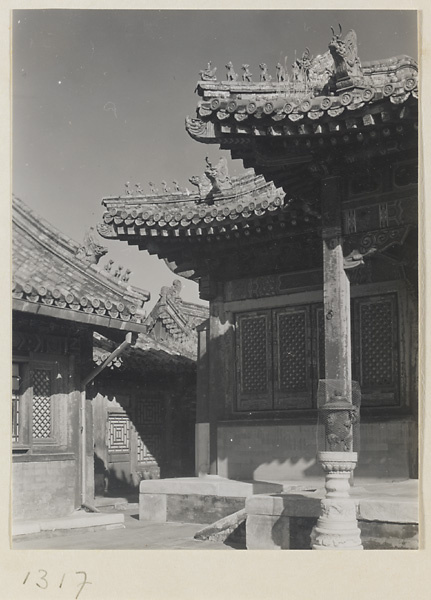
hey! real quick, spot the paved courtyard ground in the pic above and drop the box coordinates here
[13,508,238,550]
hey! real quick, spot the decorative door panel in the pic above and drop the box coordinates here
[236,311,272,411]
[107,412,131,462]
[273,306,313,408]
[353,294,399,406]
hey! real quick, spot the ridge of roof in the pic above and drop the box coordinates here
[98,170,304,241]
[187,30,418,141]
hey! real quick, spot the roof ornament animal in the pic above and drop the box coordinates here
[204,156,233,196]
[225,61,238,82]
[276,62,288,82]
[120,268,132,284]
[259,63,272,82]
[189,174,212,200]
[292,48,313,90]
[328,25,363,88]
[148,181,159,194]
[200,61,217,81]
[241,64,253,82]
[160,279,183,304]
[161,181,171,193]
[104,258,114,273]
[75,227,108,265]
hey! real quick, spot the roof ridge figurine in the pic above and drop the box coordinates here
[75,226,108,265]
[200,61,217,81]
[242,64,253,82]
[225,61,238,82]
[328,24,363,89]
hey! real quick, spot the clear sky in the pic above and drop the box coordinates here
[12,9,417,310]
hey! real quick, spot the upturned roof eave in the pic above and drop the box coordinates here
[12,298,147,333]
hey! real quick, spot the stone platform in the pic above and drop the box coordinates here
[246,479,418,549]
[139,475,283,524]
[13,510,125,538]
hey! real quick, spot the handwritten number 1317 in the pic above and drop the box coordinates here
[23,570,91,598]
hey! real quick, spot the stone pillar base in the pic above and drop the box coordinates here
[311,451,363,550]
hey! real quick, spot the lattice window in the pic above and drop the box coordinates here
[32,368,52,439]
[137,433,160,463]
[239,315,268,394]
[273,307,313,409]
[12,362,21,443]
[107,413,130,453]
[277,311,308,392]
[137,399,162,425]
[353,294,399,407]
[360,300,395,387]
[236,312,272,410]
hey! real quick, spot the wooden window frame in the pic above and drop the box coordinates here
[12,355,65,454]
[234,292,401,414]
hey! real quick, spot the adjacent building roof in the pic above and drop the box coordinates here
[12,196,150,332]
[145,280,209,359]
[93,331,197,374]
[92,281,208,371]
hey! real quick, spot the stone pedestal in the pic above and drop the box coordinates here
[311,451,363,550]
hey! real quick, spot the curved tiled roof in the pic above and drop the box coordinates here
[186,31,418,144]
[13,196,150,329]
[94,332,196,374]
[145,281,209,359]
[98,171,319,243]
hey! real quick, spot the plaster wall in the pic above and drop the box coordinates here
[13,458,77,520]
[217,419,413,481]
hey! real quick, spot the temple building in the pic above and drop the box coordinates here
[98,28,418,488]
[12,197,207,522]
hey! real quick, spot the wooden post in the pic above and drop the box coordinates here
[311,175,363,549]
[321,176,352,401]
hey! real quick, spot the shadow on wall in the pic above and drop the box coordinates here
[93,376,196,496]
[202,310,417,482]
[270,495,321,549]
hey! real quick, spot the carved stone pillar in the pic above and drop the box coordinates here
[311,451,362,549]
[311,176,363,550]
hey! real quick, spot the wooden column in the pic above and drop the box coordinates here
[321,176,352,401]
[312,176,363,550]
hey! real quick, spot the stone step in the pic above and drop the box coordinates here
[13,511,125,538]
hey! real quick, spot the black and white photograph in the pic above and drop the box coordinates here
[6,4,427,596]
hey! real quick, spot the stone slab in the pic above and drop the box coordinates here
[139,476,282,497]
[139,493,167,522]
[246,514,290,550]
[358,499,418,524]
[246,492,323,518]
[246,480,418,524]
